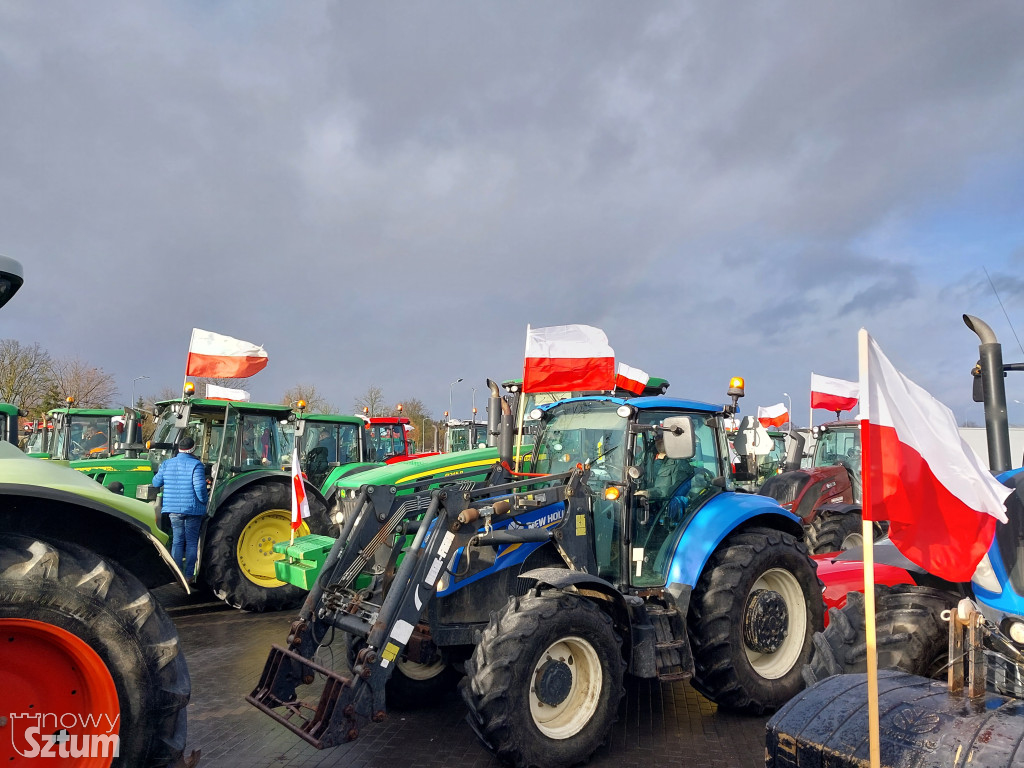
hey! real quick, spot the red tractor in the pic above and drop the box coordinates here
[758,420,869,554]
[364,416,439,464]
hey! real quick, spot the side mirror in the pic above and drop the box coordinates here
[294,419,305,438]
[0,255,24,310]
[661,416,695,460]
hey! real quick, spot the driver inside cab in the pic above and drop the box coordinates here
[80,424,108,455]
[645,434,695,514]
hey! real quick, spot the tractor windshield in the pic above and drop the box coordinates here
[813,426,861,470]
[299,422,361,488]
[533,402,627,489]
[24,426,49,454]
[148,406,225,477]
[52,415,115,460]
[367,424,407,461]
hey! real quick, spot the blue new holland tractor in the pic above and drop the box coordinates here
[249,379,823,768]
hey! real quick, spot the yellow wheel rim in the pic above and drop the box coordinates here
[236,508,310,587]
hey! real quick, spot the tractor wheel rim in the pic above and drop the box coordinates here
[236,508,309,587]
[0,618,120,767]
[840,531,863,550]
[396,657,446,681]
[529,636,602,740]
[743,568,807,680]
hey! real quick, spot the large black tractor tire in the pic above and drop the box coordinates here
[460,592,626,768]
[0,534,190,767]
[802,584,955,686]
[202,482,328,611]
[688,527,824,714]
[805,511,863,555]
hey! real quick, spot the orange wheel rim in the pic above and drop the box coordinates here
[0,618,120,767]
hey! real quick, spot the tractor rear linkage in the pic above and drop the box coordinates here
[246,466,589,747]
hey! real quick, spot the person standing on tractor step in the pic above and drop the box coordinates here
[152,435,208,584]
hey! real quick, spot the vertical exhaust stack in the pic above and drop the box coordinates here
[485,379,501,449]
[783,431,805,472]
[964,314,1011,473]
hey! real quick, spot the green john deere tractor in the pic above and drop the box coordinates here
[139,393,331,610]
[0,255,192,766]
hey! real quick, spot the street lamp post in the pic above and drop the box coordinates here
[449,378,463,422]
[132,375,150,410]
[782,392,793,432]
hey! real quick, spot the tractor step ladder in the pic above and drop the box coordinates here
[647,604,693,682]
[245,644,361,749]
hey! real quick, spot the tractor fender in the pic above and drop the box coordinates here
[666,492,804,589]
[973,469,1024,621]
[0,485,188,592]
[519,566,680,679]
[814,502,861,517]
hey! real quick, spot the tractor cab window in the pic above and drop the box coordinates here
[533,402,629,582]
[630,411,723,587]
[25,426,49,454]
[300,422,360,488]
[56,415,114,460]
[367,424,407,461]
[813,427,861,472]
[148,408,224,478]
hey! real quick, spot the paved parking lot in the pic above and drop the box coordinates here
[162,588,768,768]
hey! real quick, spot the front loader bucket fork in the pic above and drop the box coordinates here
[245,643,373,748]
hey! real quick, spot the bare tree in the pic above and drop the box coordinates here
[353,385,387,418]
[50,357,118,407]
[0,339,52,413]
[281,383,335,414]
[393,397,438,452]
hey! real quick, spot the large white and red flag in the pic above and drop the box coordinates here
[523,324,615,394]
[757,403,789,429]
[291,446,309,531]
[615,363,650,396]
[186,329,268,379]
[810,373,859,413]
[859,330,1010,581]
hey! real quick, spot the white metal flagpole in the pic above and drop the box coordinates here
[858,329,881,768]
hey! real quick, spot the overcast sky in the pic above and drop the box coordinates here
[2,2,1023,427]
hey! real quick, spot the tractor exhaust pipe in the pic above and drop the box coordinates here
[783,430,805,472]
[486,379,501,449]
[964,314,1011,472]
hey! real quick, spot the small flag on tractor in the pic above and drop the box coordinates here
[615,363,650,396]
[810,373,859,414]
[186,328,269,379]
[291,447,309,538]
[206,383,251,401]
[523,324,615,393]
[757,403,789,428]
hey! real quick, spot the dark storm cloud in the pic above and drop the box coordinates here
[1,1,1023,421]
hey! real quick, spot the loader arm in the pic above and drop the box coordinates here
[246,468,587,748]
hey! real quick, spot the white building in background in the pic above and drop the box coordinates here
[958,427,1024,469]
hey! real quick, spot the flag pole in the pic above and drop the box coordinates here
[858,329,881,768]
[514,325,531,473]
[183,328,195,399]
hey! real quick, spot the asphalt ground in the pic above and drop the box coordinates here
[159,586,769,768]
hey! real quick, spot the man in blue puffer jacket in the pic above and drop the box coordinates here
[152,435,208,585]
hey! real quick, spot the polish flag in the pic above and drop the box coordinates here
[291,446,309,530]
[810,373,859,413]
[522,325,615,394]
[757,403,789,429]
[205,383,251,402]
[859,331,1010,581]
[186,329,268,379]
[615,363,650,396]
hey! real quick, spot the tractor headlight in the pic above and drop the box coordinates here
[529,408,543,421]
[1003,618,1024,647]
[437,570,451,593]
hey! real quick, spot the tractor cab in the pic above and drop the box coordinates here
[529,395,731,586]
[148,398,291,489]
[293,412,366,489]
[47,406,127,461]
[444,419,488,452]
[0,403,21,446]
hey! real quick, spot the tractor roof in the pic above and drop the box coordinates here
[538,395,722,414]
[298,413,365,425]
[47,407,124,417]
[157,398,293,415]
[0,403,21,417]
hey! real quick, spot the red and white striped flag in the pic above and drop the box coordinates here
[186,329,269,379]
[615,363,650,396]
[291,446,309,530]
[522,324,615,394]
[757,403,789,429]
[810,373,859,413]
[859,331,1010,581]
